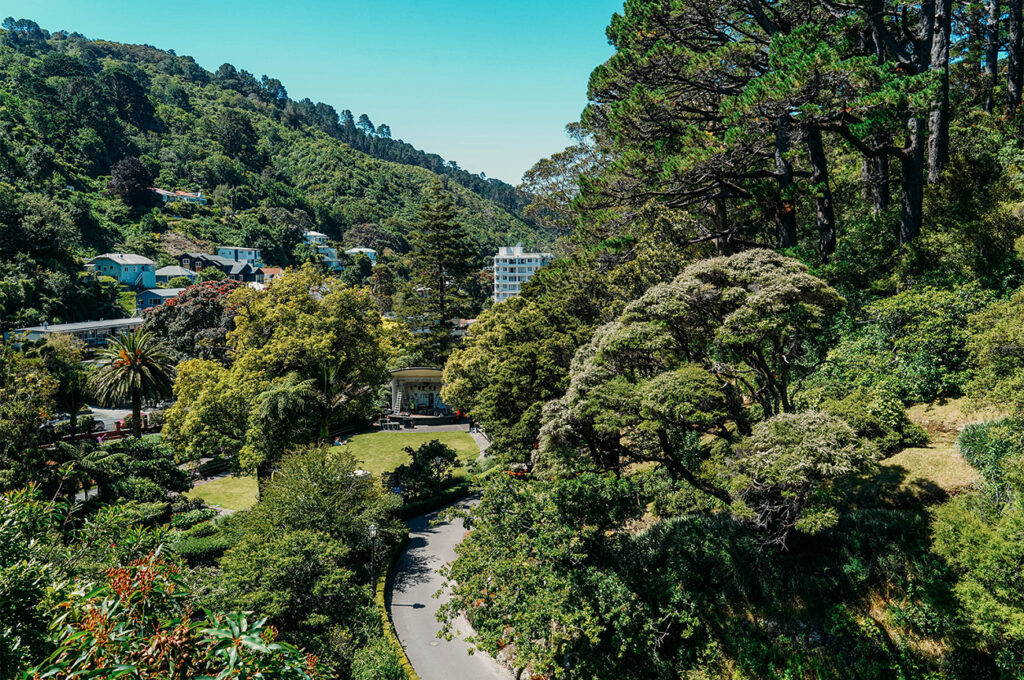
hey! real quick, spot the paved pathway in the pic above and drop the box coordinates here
[388,500,512,680]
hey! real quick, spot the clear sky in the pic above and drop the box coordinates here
[4,0,621,184]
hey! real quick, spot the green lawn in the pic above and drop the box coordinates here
[186,475,257,511]
[345,430,480,476]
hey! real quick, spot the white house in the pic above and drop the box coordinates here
[87,254,157,288]
[303,231,344,271]
[217,246,263,267]
[151,188,208,205]
[492,243,554,302]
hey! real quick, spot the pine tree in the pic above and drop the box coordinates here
[402,184,475,363]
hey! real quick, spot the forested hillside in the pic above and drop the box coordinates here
[0,18,549,329]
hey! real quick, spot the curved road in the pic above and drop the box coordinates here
[388,499,512,680]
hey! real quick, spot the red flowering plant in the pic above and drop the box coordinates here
[32,552,320,680]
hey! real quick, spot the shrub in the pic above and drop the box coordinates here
[350,637,406,680]
[170,494,205,514]
[958,419,1024,486]
[170,507,218,529]
[166,532,240,566]
[118,500,170,525]
[112,476,165,503]
[817,386,929,456]
[814,285,995,404]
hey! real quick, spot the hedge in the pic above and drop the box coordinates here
[374,535,420,680]
[166,533,239,566]
[397,480,474,520]
[170,507,218,529]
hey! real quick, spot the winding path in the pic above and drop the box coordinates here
[388,500,512,680]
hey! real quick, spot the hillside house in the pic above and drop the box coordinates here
[217,246,263,267]
[87,254,156,289]
[154,265,198,283]
[258,266,284,281]
[178,253,261,282]
[344,247,377,264]
[151,188,208,205]
[303,230,344,271]
[4,317,143,348]
[136,288,185,311]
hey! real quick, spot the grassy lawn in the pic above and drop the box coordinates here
[857,398,1003,504]
[186,475,257,511]
[345,430,479,477]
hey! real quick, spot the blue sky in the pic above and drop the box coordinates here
[4,0,621,184]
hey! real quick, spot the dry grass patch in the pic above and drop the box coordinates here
[870,397,1004,502]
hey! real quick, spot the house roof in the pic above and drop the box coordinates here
[155,265,197,278]
[259,267,283,275]
[391,366,444,379]
[218,246,261,253]
[89,253,155,266]
[183,253,253,273]
[150,187,204,199]
[13,318,143,334]
[304,230,329,238]
[138,288,185,299]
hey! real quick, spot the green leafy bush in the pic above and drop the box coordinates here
[813,285,995,404]
[170,507,218,529]
[166,532,240,566]
[111,477,165,503]
[815,387,929,456]
[958,419,1024,486]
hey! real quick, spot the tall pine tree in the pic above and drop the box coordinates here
[402,184,475,363]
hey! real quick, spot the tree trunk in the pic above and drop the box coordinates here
[985,0,1000,112]
[713,197,733,255]
[871,154,891,214]
[900,116,926,244]
[774,115,798,248]
[806,127,837,259]
[928,0,951,182]
[131,388,142,438]
[1010,0,1023,113]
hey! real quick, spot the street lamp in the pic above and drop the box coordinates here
[368,523,378,589]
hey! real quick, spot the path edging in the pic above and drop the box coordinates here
[375,535,421,680]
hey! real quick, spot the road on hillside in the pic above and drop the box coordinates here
[388,500,512,680]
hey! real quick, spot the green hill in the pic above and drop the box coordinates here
[0,20,549,329]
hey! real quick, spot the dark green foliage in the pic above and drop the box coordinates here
[811,286,996,405]
[166,529,240,566]
[87,437,190,502]
[392,439,459,501]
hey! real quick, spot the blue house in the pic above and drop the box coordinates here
[87,254,157,288]
[136,288,186,311]
[303,231,344,271]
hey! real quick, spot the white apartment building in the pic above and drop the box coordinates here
[493,243,554,302]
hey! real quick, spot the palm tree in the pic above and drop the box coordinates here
[91,329,175,438]
[314,363,374,439]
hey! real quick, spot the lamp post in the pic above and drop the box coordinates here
[368,523,378,589]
